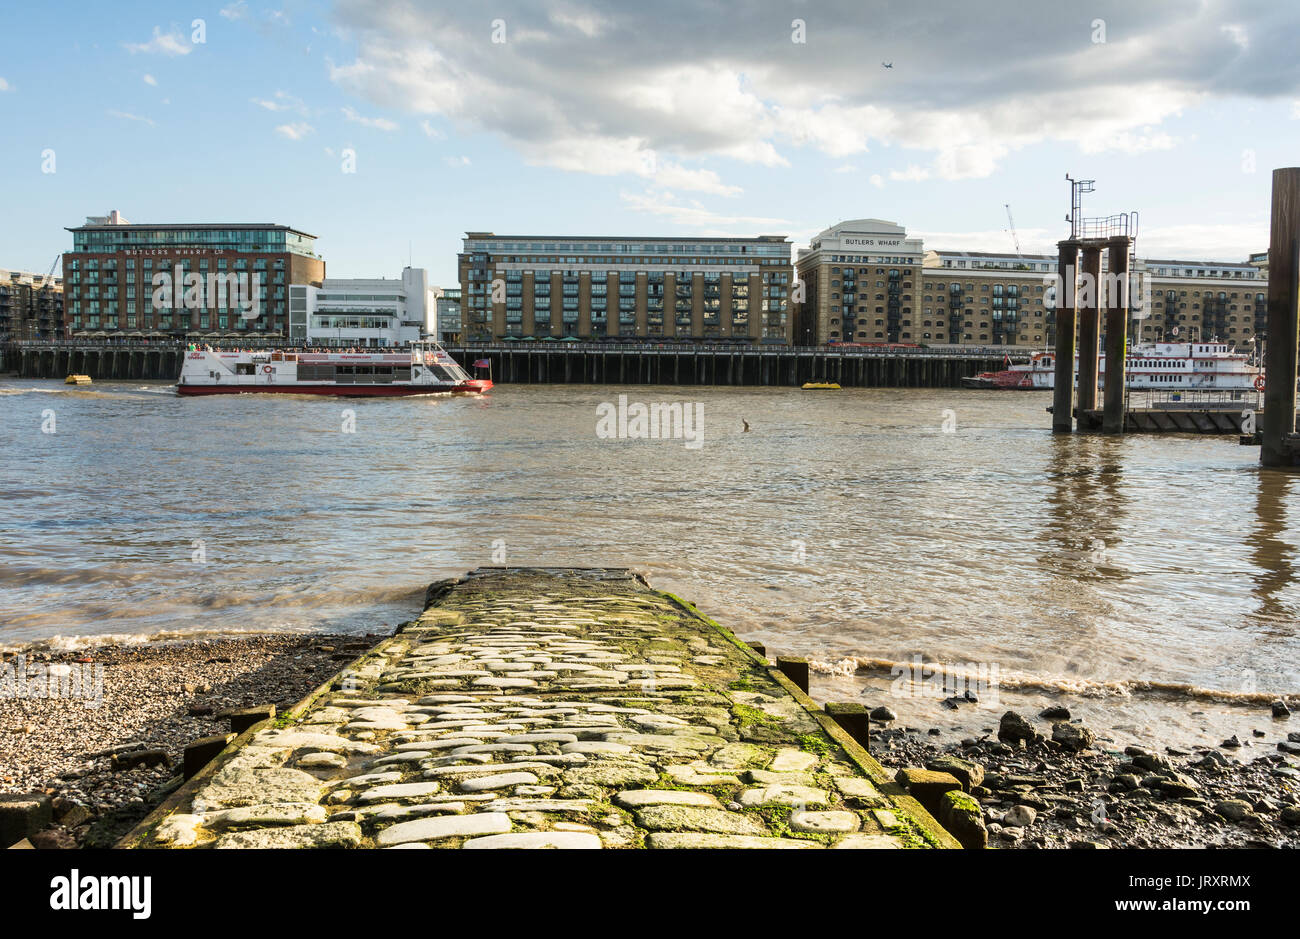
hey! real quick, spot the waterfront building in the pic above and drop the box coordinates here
[0,269,64,341]
[435,286,462,344]
[919,249,1061,347]
[457,233,793,343]
[794,219,925,345]
[62,211,325,339]
[290,267,431,347]
[794,218,1268,349]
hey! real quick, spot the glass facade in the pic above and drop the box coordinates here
[70,225,319,258]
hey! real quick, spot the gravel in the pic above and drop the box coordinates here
[874,712,1300,849]
[0,633,379,847]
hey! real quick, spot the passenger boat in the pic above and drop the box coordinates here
[961,342,1262,391]
[176,341,492,397]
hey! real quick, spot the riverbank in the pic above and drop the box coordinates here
[0,634,377,847]
[870,707,1300,849]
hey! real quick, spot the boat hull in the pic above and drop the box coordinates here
[176,381,490,397]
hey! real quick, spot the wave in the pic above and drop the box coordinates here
[810,655,1297,708]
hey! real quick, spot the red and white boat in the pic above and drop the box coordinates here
[177,341,492,397]
[962,342,1261,391]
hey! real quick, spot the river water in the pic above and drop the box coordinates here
[2,378,1297,749]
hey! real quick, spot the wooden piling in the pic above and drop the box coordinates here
[1052,241,1080,432]
[1102,237,1132,434]
[1077,246,1102,413]
[1262,167,1300,467]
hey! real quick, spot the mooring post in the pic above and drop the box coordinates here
[1052,241,1080,432]
[775,656,810,693]
[1262,167,1300,467]
[1102,236,1132,434]
[824,702,870,750]
[1077,246,1103,415]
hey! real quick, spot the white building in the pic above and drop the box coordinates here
[290,267,432,347]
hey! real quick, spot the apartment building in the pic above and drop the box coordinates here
[63,211,324,338]
[0,269,64,341]
[458,233,793,343]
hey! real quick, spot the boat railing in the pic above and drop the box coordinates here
[1127,388,1263,411]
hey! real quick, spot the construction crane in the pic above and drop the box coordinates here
[1004,204,1021,257]
[42,254,61,286]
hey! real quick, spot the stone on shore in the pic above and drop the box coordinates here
[998,711,1035,743]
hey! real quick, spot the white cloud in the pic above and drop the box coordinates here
[444,155,471,167]
[0,77,9,92]
[253,91,306,113]
[1138,221,1269,260]
[419,119,443,139]
[869,174,884,188]
[220,1,249,20]
[1292,101,1300,120]
[549,5,611,38]
[619,190,790,232]
[342,105,399,131]
[889,165,931,183]
[324,1,1289,189]
[143,74,157,86]
[833,164,856,174]
[108,110,156,126]
[124,26,191,57]
[275,122,314,140]
[1221,23,1249,51]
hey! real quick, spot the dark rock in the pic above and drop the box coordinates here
[1213,800,1253,821]
[1221,735,1242,749]
[1109,774,1140,793]
[1040,705,1071,721]
[1052,722,1096,753]
[869,706,897,722]
[998,711,1035,744]
[1131,752,1173,774]
[110,748,170,772]
[1280,805,1300,825]
[1272,700,1291,718]
[30,828,77,850]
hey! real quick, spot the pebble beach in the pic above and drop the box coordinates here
[0,634,378,847]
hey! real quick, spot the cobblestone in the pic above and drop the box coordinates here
[136,568,942,850]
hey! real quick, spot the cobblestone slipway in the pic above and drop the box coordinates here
[128,569,950,849]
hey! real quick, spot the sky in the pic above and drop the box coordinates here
[1,0,1297,287]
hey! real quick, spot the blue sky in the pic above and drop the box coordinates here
[1,0,1297,286]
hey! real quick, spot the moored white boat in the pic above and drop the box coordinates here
[961,342,1262,391]
[176,340,492,397]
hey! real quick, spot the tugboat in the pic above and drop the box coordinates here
[176,340,492,397]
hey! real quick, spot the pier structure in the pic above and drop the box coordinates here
[1261,167,1300,467]
[1052,176,1138,434]
[3,340,1015,388]
[121,568,963,850]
